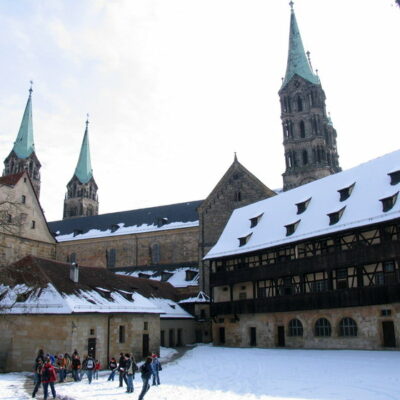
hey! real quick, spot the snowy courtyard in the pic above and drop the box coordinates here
[2,344,400,400]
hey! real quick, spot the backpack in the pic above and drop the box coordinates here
[87,359,94,369]
[42,366,51,381]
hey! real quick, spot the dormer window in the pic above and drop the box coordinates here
[110,224,120,233]
[73,229,83,237]
[238,233,252,247]
[185,270,197,281]
[250,213,263,228]
[328,206,346,225]
[380,192,398,212]
[119,291,134,301]
[138,273,151,279]
[161,271,173,282]
[296,198,311,215]
[285,220,300,236]
[156,217,168,227]
[388,170,400,186]
[338,183,355,202]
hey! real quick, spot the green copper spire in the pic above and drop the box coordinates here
[12,83,35,159]
[74,116,93,184]
[281,2,320,88]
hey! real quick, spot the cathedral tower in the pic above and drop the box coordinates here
[63,117,99,219]
[3,84,41,197]
[280,2,340,191]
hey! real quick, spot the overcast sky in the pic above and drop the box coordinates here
[0,0,399,222]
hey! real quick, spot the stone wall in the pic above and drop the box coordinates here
[55,227,199,269]
[212,303,400,350]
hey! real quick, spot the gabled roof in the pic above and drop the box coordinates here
[0,255,180,314]
[0,172,25,186]
[205,149,400,260]
[179,291,210,304]
[49,200,202,241]
[281,5,320,89]
[73,120,94,184]
[12,88,35,159]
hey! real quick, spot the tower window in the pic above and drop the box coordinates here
[338,183,356,202]
[285,220,300,236]
[327,206,346,225]
[380,192,398,212]
[302,150,308,165]
[388,170,400,186]
[238,233,252,247]
[299,121,306,138]
[234,191,242,202]
[31,220,36,229]
[297,96,303,111]
[21,195,26,204]
[296,198,311,214]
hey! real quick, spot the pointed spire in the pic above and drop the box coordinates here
[281,3,320,88]
[234,152,238,162]
[12,82,35,159]
[74,115,93,184]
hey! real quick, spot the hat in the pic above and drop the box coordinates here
[152,353,157,358]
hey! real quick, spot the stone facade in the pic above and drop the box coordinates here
[212,303,400,350]
[55,226,199,268]
[0,313,159,372]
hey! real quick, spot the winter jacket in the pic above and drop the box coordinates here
[41,363,57,383]
[109,360,117,370]
[151,358,161,373]
[126,358,137,375]
[140,361,152,380]
[86,357,95,370]
[72,357,81,370]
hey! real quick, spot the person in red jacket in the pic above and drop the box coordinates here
[94,359,101,380]
[41,358,57,399]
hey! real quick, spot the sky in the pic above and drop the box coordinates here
[0,0,399,222]
[3,345,400,399]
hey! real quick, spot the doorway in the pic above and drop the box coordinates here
[382,321,396,347]
[277,326,285,347]
[219,327,225,344]
[142,334,149,358]
[250,327,257,346]
[88,338,96,358]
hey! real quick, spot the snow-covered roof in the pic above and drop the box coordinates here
[0,256,182,315]
[179,291,210,304]
[48,200,202,242]
[149,297,194,319]
[205,150,400,259]
[117,267,199,288]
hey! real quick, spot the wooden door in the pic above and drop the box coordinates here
[382,321,396,347]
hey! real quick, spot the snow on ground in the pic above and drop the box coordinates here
[2,344,400,400]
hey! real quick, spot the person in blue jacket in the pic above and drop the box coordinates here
[138,356,153,400]
[150,353,161,386]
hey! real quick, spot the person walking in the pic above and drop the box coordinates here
[80,355,88,381]
[86,355,95,384]
[94,359,101,380]
[64,353,72,380]
[150,353,161,386]
[56,354,66,382]
[32,358,43,398]
[107,357,118,381]
[118,352,126,387]
[138,356,152,400]
[41,358,57,400]
[71,354,81,382]
[124,353,137,393]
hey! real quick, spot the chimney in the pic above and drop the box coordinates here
[70,262,79,283]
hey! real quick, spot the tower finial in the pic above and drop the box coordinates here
[29,80,33,96]
[86,113,89,129]
[306,51,313,69]
[289,1,294,11]
[234,151,238,162]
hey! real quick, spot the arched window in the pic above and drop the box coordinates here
[288,319,303,337]
[302,150,308,165]
[339,318,357,337]
[315,318,331,337]
[299,121,306,138]
[297,96,303,111]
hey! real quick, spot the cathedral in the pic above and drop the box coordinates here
[1,3,399,353]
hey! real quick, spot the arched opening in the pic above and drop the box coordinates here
[302,150,308,165]
[299,121,306,138]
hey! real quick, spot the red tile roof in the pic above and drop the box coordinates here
[0,172,25,186]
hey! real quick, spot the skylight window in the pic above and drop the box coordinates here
[110,224,120,233]
[238,233,252,247]
[73,229,83,237]
[156,217,168,227]
[285,220,300,236]
[327,206,346,225]
[380,192,399,212]
[338,183,355,202]
[250,213,264,228]
[296,198,311,214]
[388,170,400,186]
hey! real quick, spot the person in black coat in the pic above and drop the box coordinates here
[138,357,153,400]
[118,352,127,387]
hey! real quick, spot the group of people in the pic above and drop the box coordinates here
[32,348,162,400]
[107,352,162,398]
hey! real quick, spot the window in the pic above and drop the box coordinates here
[110,224,119,233]
[106,248,116,268]
[327,206,346,225]
[302,150,308,165]
[285,220,300,236]
[338,183,355,202]
[335,268,348,289]
[151,243,160,264]
[250,213,264,228]
[380,192,398,212]
[31,220,36,229]
[388,170,400,186]
[119,326,126,343]
[381,309,392,316]
[21,195,26,204]
[297,96,303,111]
[239,292,247,300]
[73,229,82,237]
[296,198,311,214]
[288,319,303,337]
[299,120,306,138]
[156,217,168,227]
[185,270,197,281]
[315,318,331,337]
[7,214,12,223]
[90,328,95,335]
[238,233,252,247]
[234,191,242,202]
[144,322,148,331]
[339,317,357,337]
